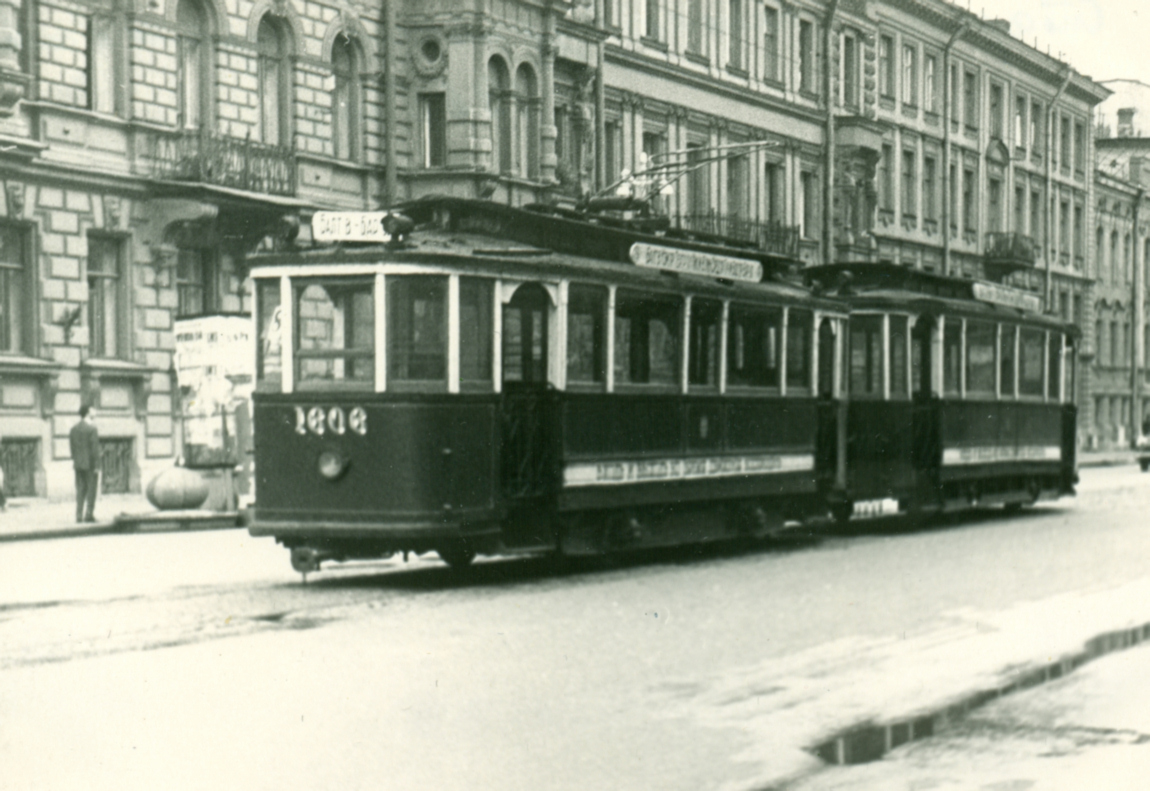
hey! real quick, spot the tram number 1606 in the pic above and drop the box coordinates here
[293,406,368,437]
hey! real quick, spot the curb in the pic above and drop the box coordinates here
[0,510,248,544]
[806,621,1150,768]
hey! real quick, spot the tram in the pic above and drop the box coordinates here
[247,196,849,572]
[807,263,1078,520]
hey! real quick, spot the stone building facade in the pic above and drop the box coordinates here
[0,0,382,498]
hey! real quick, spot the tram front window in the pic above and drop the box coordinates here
[389,276,447,383]
[1000,325,1017,398]
[294,280,374,387]
[889,315,908,398]
[943,319,962,396]
[256,280,282,391]
[688,299,721,388]
[615,290,680,386]
[1047,332,1062,400]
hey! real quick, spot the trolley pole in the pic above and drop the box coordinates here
[823,0,839,267]
[383,0,398,206]
[1132,187,1144,445]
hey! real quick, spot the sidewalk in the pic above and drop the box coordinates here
[0,491,245,543]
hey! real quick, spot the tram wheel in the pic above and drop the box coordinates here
[831,501,853,525]
[438,547,476,569]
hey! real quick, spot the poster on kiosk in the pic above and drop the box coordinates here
[174,316,253,469]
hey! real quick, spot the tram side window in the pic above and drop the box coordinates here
[256,280,282,390]
[849,315,883,396]
[965,321,996,396]
[786,309,812,392]
[567,284,607,386]
[295,280,374,387]
[388,276,447,383]
[614,290,681,386]
[1019,327,1045,397]
[460,278,493,386]
[889,315,908,398]
[1064,338,1076,402]
[689,299,722,388]
[1000,325,1017,397]
[727,304,781,388]
[1047,333,1062,400]
[911,318,931,397]
[943,319,962,396]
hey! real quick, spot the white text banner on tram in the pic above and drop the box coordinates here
[312,211,392,243]
[629,242,762,283]
[971,282,1043,314]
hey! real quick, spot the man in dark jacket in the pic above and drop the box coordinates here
[69,405,100,523]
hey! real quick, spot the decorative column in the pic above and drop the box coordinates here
[0,0,28,114]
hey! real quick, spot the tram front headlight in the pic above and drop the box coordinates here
[317,449,348,480]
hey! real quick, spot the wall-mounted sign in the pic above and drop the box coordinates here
[312,211,392,243]
[971,282,1043,314]
[629,242,762,283]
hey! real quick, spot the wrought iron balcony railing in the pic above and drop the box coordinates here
[668,211,801,258]
[146,130,297,197]
[984,232,1039,267]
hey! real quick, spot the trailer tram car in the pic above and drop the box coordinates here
[248,198,849,573]
[807,264,1078,520]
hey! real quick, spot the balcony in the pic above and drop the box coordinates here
[145,130,297,197]
[984,231,1038,280]
[666,211,800,259]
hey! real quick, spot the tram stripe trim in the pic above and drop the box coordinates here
[941,445,1061,465]
[563,453,815,487]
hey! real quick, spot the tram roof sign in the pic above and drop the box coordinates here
[312,211,392,243]
[971,281,1043,314]
[629,242,762,283]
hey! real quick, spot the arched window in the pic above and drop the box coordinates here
[514,64,538,179]
[257,16,290,146]
[176,0,209,129]
[332,35,359,161]
[488,57,511,174]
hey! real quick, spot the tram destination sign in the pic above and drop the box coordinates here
[971,282,1043,314]
[629,242,762,283]
[312,211,393,243]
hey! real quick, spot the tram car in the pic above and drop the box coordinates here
[247,196,849,572]
[806,263,1078,520]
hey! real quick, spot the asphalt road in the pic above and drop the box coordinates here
[2,465,1149,791]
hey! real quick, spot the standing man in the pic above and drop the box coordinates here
[70,405,100,523]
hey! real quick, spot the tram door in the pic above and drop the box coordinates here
[499,285,556,544]
[815,318,839,491]
[911,316,941,500]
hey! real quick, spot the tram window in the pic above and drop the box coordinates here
[388,276,447,383]
[1019,327,1045,397]
[889,315,908,398]
[849,315,882,396]
[1047,333,1062,400]
[294,280,374,386]
[786,309,812,392]
[943,319,962,396]
[256,280,282,389]
[911,318,931,397]
[727,304,781,388]
[614,290,681,386]
[459,278,493,385]
[689,298,722,387]
[1065,339,1076,402]
[965,321,996,396]
[1000,325,1017,398]
[567,284,606,385]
